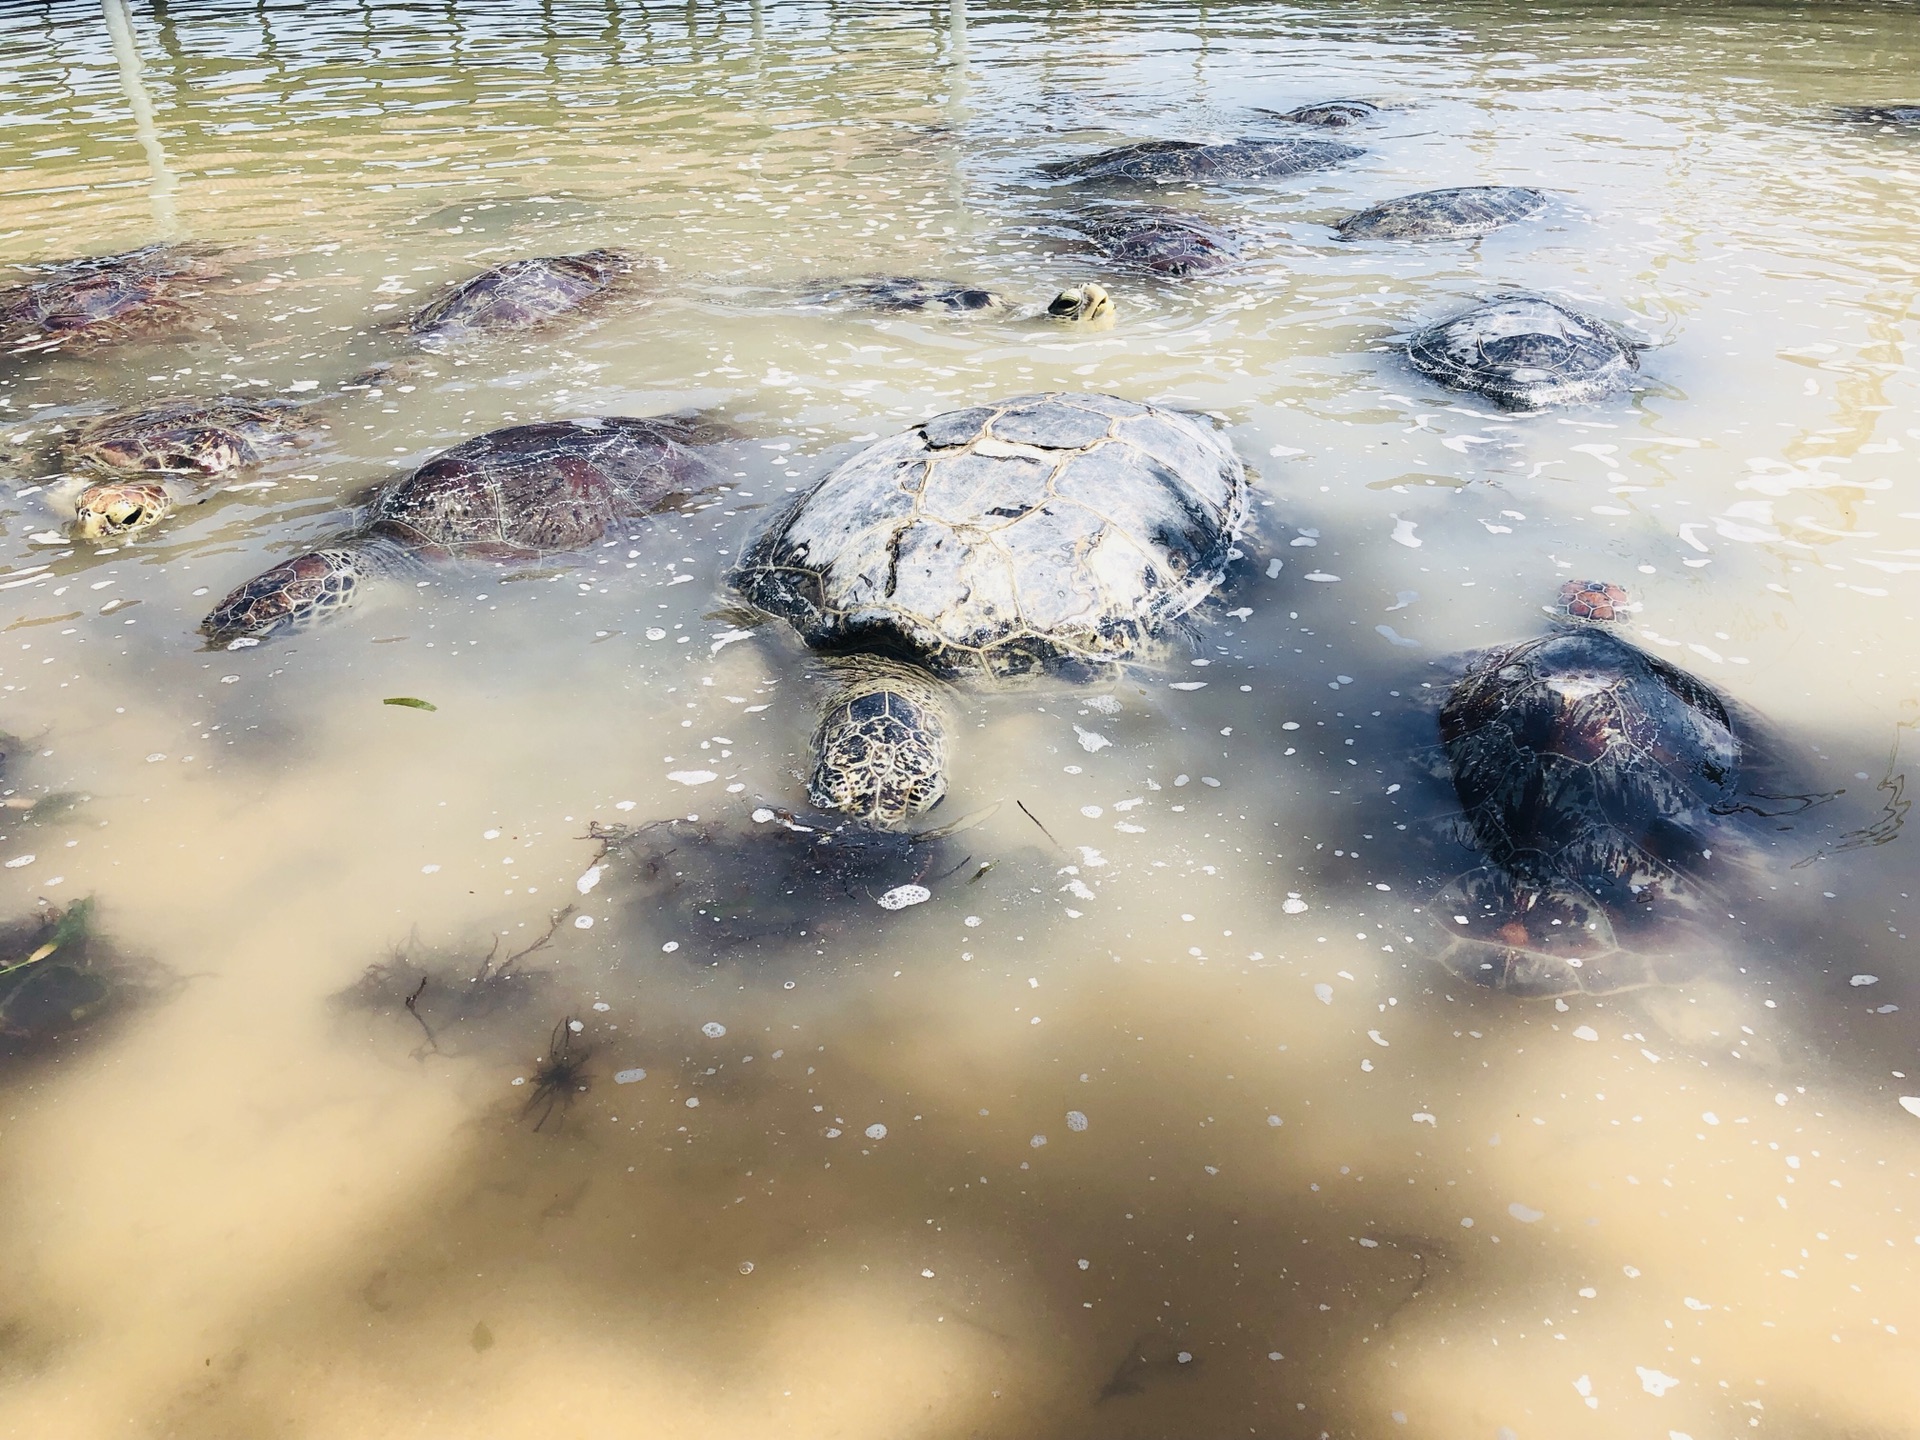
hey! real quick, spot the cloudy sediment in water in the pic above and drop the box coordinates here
[0,2,1917,1436]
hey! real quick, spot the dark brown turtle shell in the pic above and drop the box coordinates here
[1038,136,1361,184]
[1440,625,1739,908]
[1075,208,1240,277]
[0,244,221,352]
[67,395,317,475]
[366,414,726,558]
[406,248,641,345]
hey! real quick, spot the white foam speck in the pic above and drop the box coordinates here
[1066,1110,1088,1132]
[421,864,441,874]
[575,865,603,894]
[1268,1114,1284,1127]
[1074,725,1111,753]
[1313,983,1333,1004]
[1636,1367,1680,1398]
[1305,572,1341,582]
[702,1022,727,1038]
[1265,558,1283,578]
[1572,1025,1599,1041]
[1851,974,1879,986]
[1412,1112,1436,1126]
[865,1123,888,1140]
[667,770,718,785]
[573,915,594,929]
[752,807,776,823]
[1508,1202,1544,1223]
[878,884,930,910]
[1898,1096,1920,1118]
[1284,895,1309,915]
[1030,1134,1047,1148]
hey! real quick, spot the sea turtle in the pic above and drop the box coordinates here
[1063,208,1241,277]
[1432,580,1747,996]
[795,275,1117,322]
[1404,293,1641,410]
[731,391,1247,825]
[1834,103,1920,124]
[0,244,223,354]
[404,248,643,348]
[200,414,732,642]
[1038,136,1362,185]
[1337,185,1548,242]
[1257,99,1385,127]
[57,394,324,541]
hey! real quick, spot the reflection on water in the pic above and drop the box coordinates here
[1,1,1918,1435]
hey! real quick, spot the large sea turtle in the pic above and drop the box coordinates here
[1432,580,1750,997]
[1038,136,1361,185]
[1404,294,1642,409]
[1337,185,1548,242]
[56,395,324,541]
[731,392,1247,825]
[0,244,223,354]
[200,414,731,642]
[403,248,643,348]
[1069,208,1241,277]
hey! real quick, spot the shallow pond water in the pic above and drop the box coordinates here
[1,2,1918,1436]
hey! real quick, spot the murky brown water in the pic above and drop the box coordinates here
[1,2,1918,1436]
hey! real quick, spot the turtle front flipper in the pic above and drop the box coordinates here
[201,539,403,643]
[808,662,953,827]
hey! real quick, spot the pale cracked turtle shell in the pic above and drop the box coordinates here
[733,393,1247,680]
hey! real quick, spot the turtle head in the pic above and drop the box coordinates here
[201,547,372,644]
[1047,282,1116,325]
[1553,579,1632,624]
[808,669,951,828]
[72,479,174,541]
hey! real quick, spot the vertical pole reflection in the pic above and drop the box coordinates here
[946,0,969,212]
[102,0,179,236]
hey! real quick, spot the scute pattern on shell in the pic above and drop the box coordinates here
[1077,208,1240,277]
[371,415,724,557]
[0,244,220,350]
[1259,99,1383,127]
[1406,294,1638,409]
[1441,627,1739,904]
[801,276,1007,314]
[68,396,314,475]
[734,392,1246,680]
[407,249,639,344]
[1039,136,1362,183]
[1338,185,1548,242]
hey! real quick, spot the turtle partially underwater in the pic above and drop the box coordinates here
[1257,99,1386,127]
[1834,103,1920,124]
[1038,136,1362,185]
[731,392,1247,825]
[403,248,643,348]
[1066,208,1241,277]
[0,244,224,354]
[1338,185,1548,242]
[1404,294,1642,410]
[200,414,732,642]
[1432,580,1757,997]
[55,394,325,541]
[795,275,1116,323]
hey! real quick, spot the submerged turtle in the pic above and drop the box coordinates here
[0,244,222,354]
[795,275,1116,323]
[59,395,324,541]
[732,392,1247,825]
[1338,185,1548,242]
[1038,136,1362,185]
[1258,99,1385,127]
[1066,208,1240,277]
[404,248,642,347]
[1834,103,1920,124]
[1432,580,1751,996]
[200,414,731,642]
[1404,293,1641,410]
